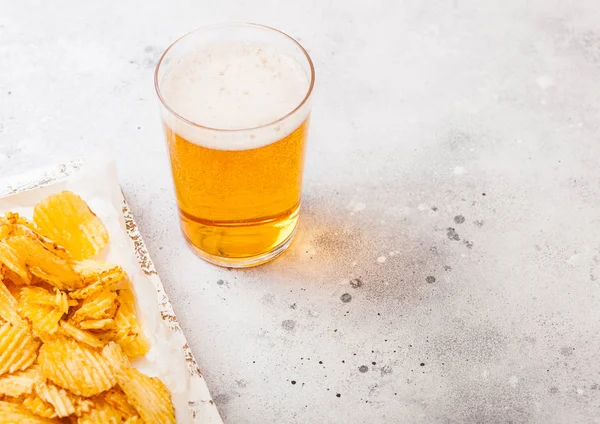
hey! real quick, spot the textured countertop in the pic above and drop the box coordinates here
[2,1,600,423]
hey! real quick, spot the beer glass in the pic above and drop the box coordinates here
[155,23,314,267]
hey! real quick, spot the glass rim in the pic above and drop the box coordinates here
[154,22,315,133]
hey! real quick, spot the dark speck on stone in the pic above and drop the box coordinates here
[482,193,486,196]
[372,361,376,365]
[463,240,474,249]
[281,320,296,331]
[216,279,225,286]
[349,278,363,289]
[444,265,452,271]
[426,276,436,284]
[336,394,341,398]
[359,365,368,373]
[290,303,297,309]
[454,215,465,224]
[319,361,323,364]
[381,365,393,375]
[560,346,574,356]
[340,293,352,303]
[446,227,460,241]
[431,206,438,211]
[474,220,484,227]
[291,380,297,385]
[420,363,425,366]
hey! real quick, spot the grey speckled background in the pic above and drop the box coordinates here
[1,0,600,423]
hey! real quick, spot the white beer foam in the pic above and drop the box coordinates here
[160,42,311,151]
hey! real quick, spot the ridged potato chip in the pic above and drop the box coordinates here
[72,288,118,323]
[19,286,69,313]
[22,393,57,419]
[0,400,60,423]
[6,236,80,290]
[103,342,175,424]
[34,380,94,418]
[1,212,36,229]
[7,219,70,261]
[0,321,40,376]
[0,274,26,326]
[38,338,115,397]
[67,280,104,300]
[68,260,125,301]
[74,260,125,287]
[33,191,109,261]
[0,240,30,285]
[1,272,21,300]
[0,221,10,240]
[59,321,104,349]
[18,287,69,338]
[112,288,150,358]
[104,387,138,418]
[1,213,41,241]
[78,318,115,331]
[77,397,125,424]
[0,364,40,397]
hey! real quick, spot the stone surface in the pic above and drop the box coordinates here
[2,1,600,423]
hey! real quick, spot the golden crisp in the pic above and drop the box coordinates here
[112,287,150,358]
[0,364,40,397]
[58,321,104,349]
[6,235,81,290]
[1,212,37,230]
[0,220,10,240]
[72,288,118,323]
[103,342,175,424]
[67,280,104,300]
[19,286,69,313]
[0,400,60,423]
[38,338,115,397]
[0,321,40,376]
[73,260,125,287]
[0,240,30,285]
[77,397,125,424]
[33,191,109,261]
[68,260,125,301]
[19,287,67,338]
[22,393,58,419]
[104,387,138,418]
[78,318,115,331]
[34,380,94,418]
[8,220,70,261]
[0,274,27,326]
[1,273,21,301]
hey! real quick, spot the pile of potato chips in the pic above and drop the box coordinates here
[0,191,175,423]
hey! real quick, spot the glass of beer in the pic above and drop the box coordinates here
[155,23,314,268]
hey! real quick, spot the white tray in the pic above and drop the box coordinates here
[0,159,223,424]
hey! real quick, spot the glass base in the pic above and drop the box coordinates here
[182,224,298,268]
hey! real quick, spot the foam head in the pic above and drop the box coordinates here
[159,42,312,151]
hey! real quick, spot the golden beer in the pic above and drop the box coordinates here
[155,24,314,267]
